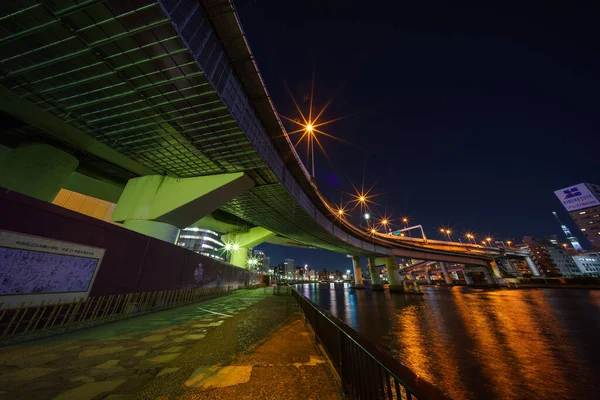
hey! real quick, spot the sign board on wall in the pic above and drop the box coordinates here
[554,183,600,212]
[0,230,105,307]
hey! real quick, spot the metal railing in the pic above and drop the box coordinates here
[0,285,234,346]
[292,288,450,400]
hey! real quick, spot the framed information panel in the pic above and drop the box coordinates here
[0,230,105,307]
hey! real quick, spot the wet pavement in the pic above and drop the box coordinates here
[0,288,342,400]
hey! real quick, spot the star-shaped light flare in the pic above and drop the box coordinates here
[278,71,353,177]
[346,181,381,213]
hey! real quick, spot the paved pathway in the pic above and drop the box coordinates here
[0,288,342,400]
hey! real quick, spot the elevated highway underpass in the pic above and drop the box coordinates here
[0,0,501,274]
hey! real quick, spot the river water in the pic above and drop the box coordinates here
[296,283,600,400]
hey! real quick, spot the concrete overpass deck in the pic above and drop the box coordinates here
[0,0,498,266]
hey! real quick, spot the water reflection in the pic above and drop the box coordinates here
[297,284,600,400]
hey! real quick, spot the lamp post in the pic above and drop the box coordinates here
[440,228,452,241]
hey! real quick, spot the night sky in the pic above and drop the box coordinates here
[235,1,600,270]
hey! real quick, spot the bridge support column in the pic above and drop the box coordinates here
[369,258,383,291]
[489,260,502,278]
[464,271,474,286]
[525,256,540,276]
[440,262,453,285]
[385,258,403,293]
[503,258,517,274]
[222,227,276,269]
[351,256,364,289]
[425,267,433,285]
[0,143,78,202]
[484,264,498,286]
[113,172,254,243]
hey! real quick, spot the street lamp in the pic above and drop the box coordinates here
[507,240,512,247]
[364,213,370,220]
[440,228,452,241]
[485,237,492,246]
[466,233,475,243]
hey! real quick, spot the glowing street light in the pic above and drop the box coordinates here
[279,72,352,179]
[364,213,370,220]
[465,233,475,243]
[507,240,512,247]
[440,228,452,241]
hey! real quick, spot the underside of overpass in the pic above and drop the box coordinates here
[0,0,495,265]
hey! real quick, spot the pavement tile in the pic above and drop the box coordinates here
[163,346,184,353]
[95,360,120,369]
[148,353,181,363]
[183,334,206,340]
[139,335,166,342]
[53,378,127,400]
[2,367,56,381]
[156,367,180,377]
[78,346,126,358]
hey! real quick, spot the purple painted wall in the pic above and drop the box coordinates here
[0,188,262,296]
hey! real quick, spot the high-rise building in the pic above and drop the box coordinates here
[177,227,224,260]
[284,259,294,279]
[263,256,271,270]
[523,236,581,276]
[252,249,265,271]
[552,211,583,250]
[554,183,600,249]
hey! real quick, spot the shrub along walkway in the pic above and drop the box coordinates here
[0,288,342,400]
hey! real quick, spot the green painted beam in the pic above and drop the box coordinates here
[0,143,78,202]
[221,227,276,249]
[191,214,245,234]
[0,85,156,177]
[113,172,255,229]
[62,172,124,204]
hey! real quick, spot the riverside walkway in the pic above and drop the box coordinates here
[0,288,342,400]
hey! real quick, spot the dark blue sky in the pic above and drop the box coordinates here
[235,1,600,269]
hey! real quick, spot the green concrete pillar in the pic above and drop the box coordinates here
[369,257,383,291]
[0,143,78,202]
[123,220,180,243]
[440,262,453,285]
[222,227,275,269]
[385,257,403,293]
[351,255,364,289]
[484,264,498,286]
[230,247,249,269]
[489,260,502,277]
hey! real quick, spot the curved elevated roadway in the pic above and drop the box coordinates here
[0,0,501,268]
